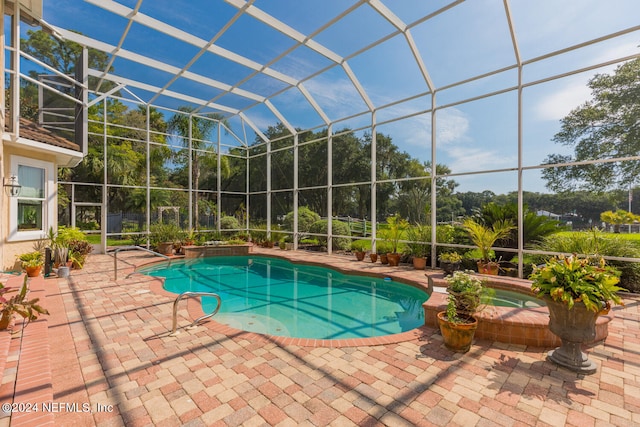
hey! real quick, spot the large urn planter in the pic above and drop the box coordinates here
[530,254,625,375]
[437,311,478,353]
[545,298,601,374]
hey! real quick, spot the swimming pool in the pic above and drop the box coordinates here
[140,256,430,339]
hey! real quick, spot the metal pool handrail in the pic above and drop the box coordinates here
[112,246,171,280]
[170,292,222,336]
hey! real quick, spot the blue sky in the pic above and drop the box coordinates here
[32,0,640,194]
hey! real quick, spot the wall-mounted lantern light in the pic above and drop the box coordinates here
[3,175,21,197]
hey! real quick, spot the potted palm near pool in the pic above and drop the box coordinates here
[437,270,488,353]
[463,218,513,275]
[406,224,430,270]
[351,240,368,261]
[383,214,409,267]
[530,254,625,374]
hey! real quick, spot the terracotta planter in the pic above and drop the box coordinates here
[0,312,12,330]
[25,265,42,277]
[437,311,478,353]
[412,257,427,270]
[387,253,401,266]
[545,298,599,374]
[369,253,378,263]
[157,242,174,256]
[354,251,366,261]
[379,254,389,264]
[477,261,499,275]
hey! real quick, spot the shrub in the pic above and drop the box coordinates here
[283,206,321,234]
[308,219,351,250]
[350,239,370,252]
[57,226,88,244]
[219,216,241,230]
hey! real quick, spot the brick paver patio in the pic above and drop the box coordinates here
[2,249,639,426]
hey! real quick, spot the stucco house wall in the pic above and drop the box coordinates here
[1,119,83,271]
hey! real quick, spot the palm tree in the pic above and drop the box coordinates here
[167,106,230,228]
[600,209,638,233]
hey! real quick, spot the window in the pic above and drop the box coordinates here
[17,165,45,231]
[9,156,55,241]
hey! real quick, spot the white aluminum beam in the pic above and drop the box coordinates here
[86,69,240,114]
[85,0,298,86]
[54,27,266,103]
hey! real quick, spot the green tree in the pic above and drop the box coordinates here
[20,29,111,121]
[542,58,640,192]
[167,106,230,228]
[600,209,639,233]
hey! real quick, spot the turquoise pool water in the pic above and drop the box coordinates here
[140,256,430,339]
[489,289,545,308]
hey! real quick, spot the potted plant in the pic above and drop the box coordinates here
[19,251,44,277]
[0,275,50,331]
[439,252,462,275]
[376,240,393,264]
[530,254,625,374]
[383,214,409,266]
[351,240,368,261]
[67,239,93,269]
[150,223,182,256]
[406,224,430,270]
[463,218,513,275]
[437,270,487,353]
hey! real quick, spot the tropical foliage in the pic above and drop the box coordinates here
[532,229,640,292]
[530,254,624,312]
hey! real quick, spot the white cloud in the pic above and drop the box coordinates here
[436,108,470,144]
[534,42,639,121]
[445,146,515,174]
[304,77,367,119]
[534,79,592,121]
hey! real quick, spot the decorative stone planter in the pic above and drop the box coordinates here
[545,298,599,374]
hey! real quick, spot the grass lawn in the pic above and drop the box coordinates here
[86,235,136,247]
[556,230,640,244]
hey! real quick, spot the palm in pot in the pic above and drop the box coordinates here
[463,218,513,275]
